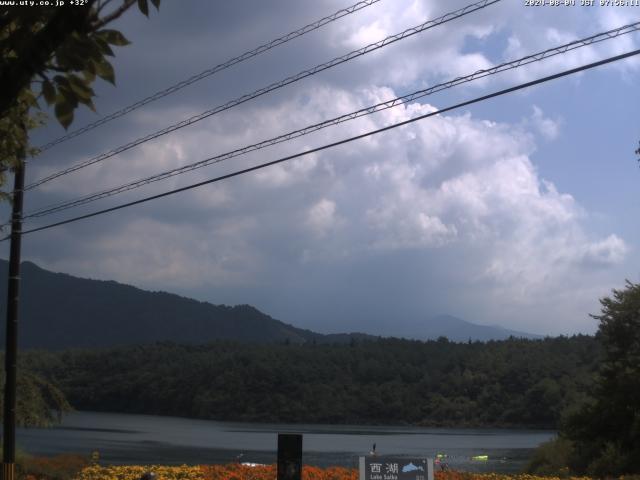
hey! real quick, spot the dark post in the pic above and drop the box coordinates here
[277,433,302,480]
[2,161,25,480]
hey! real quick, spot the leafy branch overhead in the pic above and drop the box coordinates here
[0,0,159,425]
[0,0,160,131]
[43,28,132,129]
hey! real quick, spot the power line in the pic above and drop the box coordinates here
[7,47,639,241]
[20,20,640,220]
[33,0,384,154]
[24,0,501,191]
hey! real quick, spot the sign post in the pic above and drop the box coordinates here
[277,433,302,480]
[359,457,433,480]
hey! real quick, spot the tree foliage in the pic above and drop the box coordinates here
[23,335,598,429]
[561,281,640,476]
[0,0,160,194]
[526,436,574,477]
[0,0,160,427]
[0,359,71,427]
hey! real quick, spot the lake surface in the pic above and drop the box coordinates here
[17,411,554,473]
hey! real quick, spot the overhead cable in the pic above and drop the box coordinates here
[25,0,501,191]
[33,0,384,153]
[21,20,640,220]
[6,47,639,240]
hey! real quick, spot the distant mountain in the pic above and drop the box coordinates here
[412,314,542,342]
[0,260,541,349]
[0,260,372,349]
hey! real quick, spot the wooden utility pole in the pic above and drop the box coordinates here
[2,160,25,480]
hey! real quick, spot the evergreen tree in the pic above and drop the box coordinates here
[564,281,640,475]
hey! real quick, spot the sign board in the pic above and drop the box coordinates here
[277,433,302,480]
[359,457,433,480]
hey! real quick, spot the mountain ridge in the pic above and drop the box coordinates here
[0,259,541,348]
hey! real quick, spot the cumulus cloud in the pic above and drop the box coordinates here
[322,0,640,94]
[577,234,629,269]
[27,82,628,334]
[11,0,637,336]
[528,105,561,141]
[307,198,340,237]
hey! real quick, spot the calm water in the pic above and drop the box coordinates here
[16,411,554,473]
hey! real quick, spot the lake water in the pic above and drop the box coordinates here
[16,411,554,473]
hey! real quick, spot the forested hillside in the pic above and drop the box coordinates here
[24,335,598,428]
[0,260,362,348]
[0,260,536,347]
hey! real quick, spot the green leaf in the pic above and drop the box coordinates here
[67,74,94,101]
[67,73,89,89]
[55,45,85,71]
[57,86,79,109]
[22,89,38,108]
[94,58,115,85]
[85,58,97,76]
[42,79,56,105]
[92,35,114,57]
[97,29,131,47]
[73,36,105,62]
[84,98,96,112]
[53,75,70,89]
[75,94,96,112]
[54,99,74,129]
[82,68,96,84]
[150,0,160,9]
[138,0,149,17]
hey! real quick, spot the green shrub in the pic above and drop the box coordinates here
[525,436,574,477]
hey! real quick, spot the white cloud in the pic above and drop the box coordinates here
[528,105,561,141]
[344,20,389,49]
[306,198,339,237]
[335,0,639,90]
[17,0,639,337]
[577,234,629,268]
[29,82,629,334]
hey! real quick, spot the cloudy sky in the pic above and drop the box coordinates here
[2,0,639,337]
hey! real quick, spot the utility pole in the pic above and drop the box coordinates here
[2,158,25,480]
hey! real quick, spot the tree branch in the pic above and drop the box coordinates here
[91,0,137,30]
[0,2,97,118]
[96,0,118,15]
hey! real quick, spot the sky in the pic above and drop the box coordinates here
[2,0,639,337]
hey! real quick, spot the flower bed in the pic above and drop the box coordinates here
[77,464,203,480]
[71,465,615,480]
[75,464,358,480]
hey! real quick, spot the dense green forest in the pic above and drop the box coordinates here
[22,335,598,428]
[525,281,640,476]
